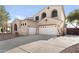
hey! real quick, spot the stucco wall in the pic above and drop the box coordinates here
[12,19,36,35]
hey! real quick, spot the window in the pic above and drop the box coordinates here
[23,23,24,26]
[51,9,58,17]
[14,24,17,31]
[25,23,26,25]
[45,19,47,22]
[21,24,22,26]
[47,7,50,9]
[35,16,39,21]
[41,12,46,19]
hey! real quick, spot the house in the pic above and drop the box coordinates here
[12,5,65,36]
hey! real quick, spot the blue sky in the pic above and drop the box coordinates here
[5,5,79,23]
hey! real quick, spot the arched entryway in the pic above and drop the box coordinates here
[14,24,17,31]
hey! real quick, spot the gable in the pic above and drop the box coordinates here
[33,5,65,22]
[37,17,63,26]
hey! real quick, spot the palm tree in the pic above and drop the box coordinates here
[67,9,79,28]
[0,5,10,33]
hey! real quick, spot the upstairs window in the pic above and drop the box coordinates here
[51,9,58,17]
[35,16,39,21]
[41,12,46,19]
[47,7,50,9]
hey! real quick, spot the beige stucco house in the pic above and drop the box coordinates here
[12,5,65,35]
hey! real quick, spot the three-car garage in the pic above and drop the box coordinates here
[28,25,59,35]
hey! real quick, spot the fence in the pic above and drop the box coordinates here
[0,33,16,41]
[67,28,79,35]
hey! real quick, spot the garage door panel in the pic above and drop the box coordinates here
[29,28,36,34]
[39,26,59,35]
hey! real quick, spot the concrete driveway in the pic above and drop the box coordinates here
[0,35,53,53]
[6,36,79,53]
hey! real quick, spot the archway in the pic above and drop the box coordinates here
[14,24,17,31]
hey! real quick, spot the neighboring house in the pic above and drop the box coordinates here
[12,5,65,35]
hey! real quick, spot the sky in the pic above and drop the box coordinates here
[5,5,79,23]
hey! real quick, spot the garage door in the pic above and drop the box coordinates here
[39,26,59,35]
[29,27,36,34]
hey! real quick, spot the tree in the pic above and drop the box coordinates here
[67,9,79,28]
[0,5,10,32]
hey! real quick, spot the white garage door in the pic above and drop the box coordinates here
[39,26,59,35]
[29,27,36,34]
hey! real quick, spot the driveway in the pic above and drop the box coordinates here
[0,35,53,53]
[7,36,79,53]
[7,35,79,53]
